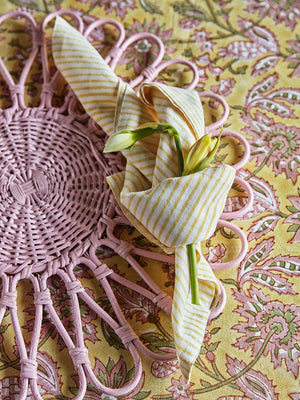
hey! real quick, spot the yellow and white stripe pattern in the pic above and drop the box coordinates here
[53,17,236,382]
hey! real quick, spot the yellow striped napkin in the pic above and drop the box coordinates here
[52,17,235,382]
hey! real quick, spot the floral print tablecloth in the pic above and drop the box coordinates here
[0,0,299,399]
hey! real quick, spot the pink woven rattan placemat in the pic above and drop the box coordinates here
[0,10,252,399]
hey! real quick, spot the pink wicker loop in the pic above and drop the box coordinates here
[210,220,248,270]
[0,291,17,309]
[93,262,113,281]
[110,32,164,72]
[212,129,251,171]
[65,280,84,294]
[221,176,254,219]
[10,84,24,97]
[69,347,91,368]
[115,241,135,259]
[41,10,84,35]
[116,323,139,349]
[149,58,199,90]
[107,45,124,60]
[34,289,52,305]
[199,92,230,132]
[0,11,38,111]
[142,65,158,81]
[208,280,227,322]
[20,358,38,380]
[152,292,172,314]
[84,18,125,42]
[41,82,55,96]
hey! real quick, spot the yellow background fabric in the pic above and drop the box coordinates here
[0,0,299,399]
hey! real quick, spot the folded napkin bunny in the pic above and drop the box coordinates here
[52,17,235,382]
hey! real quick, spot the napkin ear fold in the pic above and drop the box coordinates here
[52,16,155,136]
[139,82,205,150]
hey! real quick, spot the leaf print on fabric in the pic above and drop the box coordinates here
[244,73,300,118]
[238,238,297,294]
[233,286,300,378]
[247,215,280,241]
[286,36,300,77]
[284,191,300,242]
[236,171,280,236]
[252,55,280,77]
[225,356,279,400]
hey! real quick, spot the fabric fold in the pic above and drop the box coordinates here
[52,16,236,382]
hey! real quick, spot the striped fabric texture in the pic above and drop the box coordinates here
[52,17,236,382]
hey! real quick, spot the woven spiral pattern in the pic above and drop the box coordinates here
[0,110,104,272]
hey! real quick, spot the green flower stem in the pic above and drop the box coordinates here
[171,132,199,306]
[187,243,200,305]
[173,133,184,176]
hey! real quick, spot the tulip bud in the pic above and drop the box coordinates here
[103,123,181,153]
[182,129,223,175]
[103,130,137,152]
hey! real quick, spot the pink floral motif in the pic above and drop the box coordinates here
[75,0,98,4]
[118,19,174,75]
[151,359,179,378]
[162,262,175,282]
[284,194,300,242]
[289,394,300,400]
[192,29,215,52]
[219,19,278,61]
[100,0,135,20]
[244,0,300,30]
[81,15,107,54]
[195,53,223,88]
[167,376,194,400]
[211,78,235,97]
[179,18,200,30]
[233,286,300,378]
[0,352,60,398]
[71,357,149,399]
[219,40,267,60]
[225,356,279,399]
[217,397,250,400]
[242,112,300,183]
[109,278,161,324]
[206,243,226,263]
